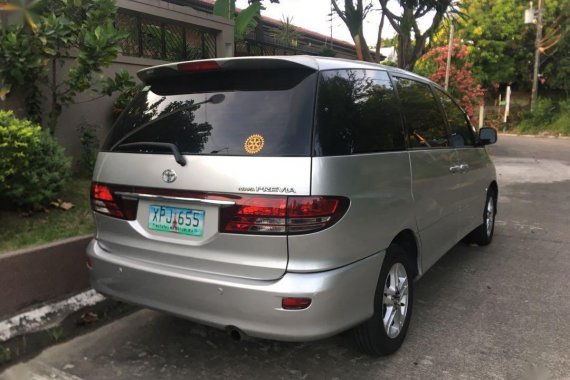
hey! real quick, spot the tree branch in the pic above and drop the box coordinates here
[378,0,401,34]
[415,7,431,19]
[375,11,385,60]
[330,0,348,25]
[421,9,445,40]
[412,19,421,37]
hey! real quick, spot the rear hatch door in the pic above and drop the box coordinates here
[93,58,318,280]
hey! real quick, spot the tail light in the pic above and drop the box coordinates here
[220,196,349,235]
[90,183,138,220]
[91,182,348,235]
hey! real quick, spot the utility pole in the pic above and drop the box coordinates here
[444,19,455,91]
[530,0,543,112]
[329,0,334,50]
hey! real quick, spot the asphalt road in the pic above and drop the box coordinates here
[3,135,570,380]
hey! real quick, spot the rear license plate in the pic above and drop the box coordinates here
[148,205,205,236]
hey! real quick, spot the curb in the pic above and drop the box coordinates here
[499,133,570,140]
[0,235,93,319]
[0,293,138,370]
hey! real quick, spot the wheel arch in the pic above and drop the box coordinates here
[489,180,498,212]
[390,229,420,279]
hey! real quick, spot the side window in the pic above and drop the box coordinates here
[394,77,449,149]
[435,89,476,147]
[314,69,405,156]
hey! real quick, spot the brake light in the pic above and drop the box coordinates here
[90,182,137,220]
[177,61,220,72]
[220,196,349,235]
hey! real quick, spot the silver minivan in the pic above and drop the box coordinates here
[87,56,498,355]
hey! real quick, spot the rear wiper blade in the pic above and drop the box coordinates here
[116,142,187,167]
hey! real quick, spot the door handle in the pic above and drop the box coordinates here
[449,165,460,173]
[459,163,470,172]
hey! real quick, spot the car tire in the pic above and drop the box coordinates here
[353,244,414,356]
[464,189,496,246]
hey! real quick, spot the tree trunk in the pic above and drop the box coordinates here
[379,1,450,71]
[331,0,373,62]
[375,12,385,62]
[353,32,372,61]
[48,58,60,134]
[353,33,365,60]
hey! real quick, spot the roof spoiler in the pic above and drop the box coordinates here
[137,56,319,85]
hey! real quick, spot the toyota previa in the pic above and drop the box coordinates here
[87,56,498,355]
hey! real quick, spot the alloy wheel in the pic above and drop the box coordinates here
[382,263,409,339]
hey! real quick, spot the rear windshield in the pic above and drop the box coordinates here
[102,69,317,156]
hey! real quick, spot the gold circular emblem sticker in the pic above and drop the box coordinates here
[244,134,265,154]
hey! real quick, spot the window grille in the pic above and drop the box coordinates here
[116,10,217,61]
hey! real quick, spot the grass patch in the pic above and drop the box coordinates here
[515,115,570,136]
[0,177,93,254]
[511,98,570,136]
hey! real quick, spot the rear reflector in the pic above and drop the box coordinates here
[282,297,312,310]
[220,196,349,235]
[177,61,220,72]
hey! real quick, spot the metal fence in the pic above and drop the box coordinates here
[235,38,324,57]
[116,10,217,61]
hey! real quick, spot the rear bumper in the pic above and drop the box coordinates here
[87,239,383,341]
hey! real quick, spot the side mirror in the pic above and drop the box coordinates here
[479,127,497,145]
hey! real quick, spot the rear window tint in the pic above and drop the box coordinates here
[314,69,405,156]
[102,69,317,156]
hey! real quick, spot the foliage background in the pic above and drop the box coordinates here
[0,110,71,209]
[415,40,485,118]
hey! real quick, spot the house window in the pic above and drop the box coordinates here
[116,10,217,61]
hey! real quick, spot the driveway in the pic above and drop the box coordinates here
[2,135,570,380]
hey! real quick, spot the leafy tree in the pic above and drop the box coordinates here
[330,0,374,61]
[541,5,570,97]
[378,0,456,70]
[0,0,134,132]
[214,0,279,41]
[454,0,567,95]
[331,0,456,67]
[453,0,532,90]
[274,15,299,47]
[318,46,337,57]
[415,39,484,117]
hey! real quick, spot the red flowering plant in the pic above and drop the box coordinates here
[415,39,485,120]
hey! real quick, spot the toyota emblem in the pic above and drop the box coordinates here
[162,169,177,183]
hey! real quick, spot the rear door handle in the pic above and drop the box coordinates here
[449,165,460,173]
[459,163,470,172]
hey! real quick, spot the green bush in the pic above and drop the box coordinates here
[77,121,100,175]
[558,99,570,114]
[517,98,570,135]
[548,112,570,135]
[0,110,71,209]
